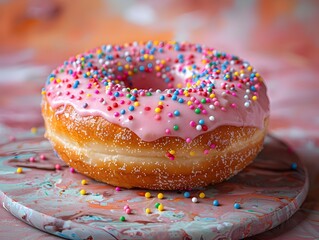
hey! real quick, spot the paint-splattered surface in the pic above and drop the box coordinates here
[0,133,308,239]
[1,0,319,239]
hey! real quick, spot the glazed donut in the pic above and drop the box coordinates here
[42,41,269,190]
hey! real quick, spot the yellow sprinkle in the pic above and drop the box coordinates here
[187,101,192,106]
[86,93,91,97]
[215,70,220,74]
[199,192,206,199]
[157,193,164,199]
[190,151,196,156]
[96,49,102,54]
[124,64,129,69]
[169,150,175,155]
[56,78,61,83]
[252,96,258,101]
[161,60,166,64]
[201,59,207,64]
[31,127,37,134]
[177,83,182,88]
[41,90,46,95]
[144,54,149,60]
[49,77,55,82]
[247,66,253,71]
[158,204,164,211]
[186,83,191,88]
[255,73,260,77]
[117,62,122,66]
[80,57,85,61]
[145,192,151,198]
[149,55,154,60]
[81,179,88,185]
[16,167,23,174]
[145,208,151,214]
[240,70,245,74]
[209,94,215,98]
[86,72,91,76]
[80,189,86,195]
[134,102,140,107]
[155,66,161,71]
[233,72,239,76]
[155,107,161,113]
[158,101,163,105]
[128,71,133,76]
[184,92,189,97]
[153,40,159,46]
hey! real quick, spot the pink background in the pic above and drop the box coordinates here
[0,0,318,239]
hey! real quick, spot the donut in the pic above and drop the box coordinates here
[42,41,269,190]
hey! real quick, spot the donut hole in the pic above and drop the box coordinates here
[113,61,185,91]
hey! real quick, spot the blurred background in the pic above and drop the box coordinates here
[0,0,319,239]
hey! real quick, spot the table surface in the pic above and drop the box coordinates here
[0,0,319,239]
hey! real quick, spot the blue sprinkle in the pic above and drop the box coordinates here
[291,162,298,170]
[213,200,219,206]
[178,53,184,59]
[126,56,132,62]
[178,58,184,63]
[174,110,180,116]
[128,106,135,111]
[120,109,126,115]
[87,62,93,67]
[159,48,164,53]
[64,61,68,66]
[114,92,120,97]
[83,103,88,108]
[140,56,145,62]
[184,192,190,198]
[139,66,145,72]
[178,98,184,103]
[150,47,157,54]
[130,96,136,101]
[118,66,123,72]
[250,86,256,92]
[147,63,153,68]
[198,119,205,125]
[160,95,165,100]
[165,78,170,83]
[172,95,177,101]
[174,90,179,95]
[234,203,241,209]
[73,80,80,89]
[140,49,145,54]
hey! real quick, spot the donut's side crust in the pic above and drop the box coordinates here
[42,98,268,190]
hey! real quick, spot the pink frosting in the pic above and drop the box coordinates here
[43,41,269,142]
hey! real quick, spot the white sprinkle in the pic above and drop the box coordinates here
[209,116,215,121]
[209,104,215,110]
[244,102,250,107]
[192,197,198,203]
[196,125,202,131]
[244,95,249,99]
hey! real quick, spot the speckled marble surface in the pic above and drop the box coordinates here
[1,0,319,239]
[0,132,308,239]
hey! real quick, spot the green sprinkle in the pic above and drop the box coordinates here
[195,108,201,114]
[201,98,206,104]
[155,202,160,209]
[146,92,152,96]
[120,216,126,221]
[173,125,179,131]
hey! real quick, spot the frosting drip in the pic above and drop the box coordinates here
[43,41,269,142]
